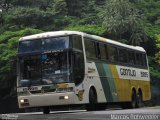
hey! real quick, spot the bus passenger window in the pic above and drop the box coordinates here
[99,43,107,60]
[136,53,143,66]
[84,39,96,59]
[128,51,135,65]
[72,35,83,51]
[118,48,128,63]
[142,54,147,67]
[108,46,118,62]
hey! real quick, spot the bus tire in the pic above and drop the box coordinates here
[43,107,50,114]
[130,90,137,108]
[137,91,143,108]
[122,90,137,109]
[86,88,97,111]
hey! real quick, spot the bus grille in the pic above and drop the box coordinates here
[30,89,56,94]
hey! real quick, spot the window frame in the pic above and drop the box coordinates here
[83,36,148,69]
[84,37,98,60]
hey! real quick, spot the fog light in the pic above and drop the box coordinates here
[64,96,69,100]
[20,99,24,103]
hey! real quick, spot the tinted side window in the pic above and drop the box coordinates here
[136,53,143,66]
[142,54,147,67]
[118,48,128,63]
[72,35,83,51]
[72,35,84,85]
[84,38,96,58]
[128,51,136,65]
[99,43,107,60]
[73,52,84,85]
[108,45,118,62]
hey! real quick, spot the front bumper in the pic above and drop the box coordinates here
[18,92,76,108]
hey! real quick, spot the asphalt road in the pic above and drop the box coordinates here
[1,107,160,120]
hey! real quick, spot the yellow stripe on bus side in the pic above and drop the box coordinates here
[109,64,131,102]
[109,64,151,101]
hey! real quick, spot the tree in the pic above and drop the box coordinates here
[65,0,93,17]
[100,0,147,45]
[0,0,12,12]
[155,34,160,65]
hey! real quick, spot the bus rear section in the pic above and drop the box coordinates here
[83,36,151,109]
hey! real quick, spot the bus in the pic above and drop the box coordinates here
[17,31,151,113]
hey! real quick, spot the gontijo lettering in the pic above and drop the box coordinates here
[120,68,136,77]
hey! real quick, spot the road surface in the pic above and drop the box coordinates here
[0,106,160,120]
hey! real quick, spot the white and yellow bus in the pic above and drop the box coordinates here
[17,31,151,113]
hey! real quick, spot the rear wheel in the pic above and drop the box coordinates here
[137,91,143,108]
[86,88,97,111]
[121,91,137,109]
[130,91,137,108]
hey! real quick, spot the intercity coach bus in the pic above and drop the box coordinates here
[17,31,151,113]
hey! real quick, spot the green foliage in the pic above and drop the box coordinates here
[149,56,160,85]
[137,0,160,38]
[150,67,160,84]
[4,7,57,30]
[65,0,88,17]
[100,0,147,45]
[0,28,42,43]
[155,34,160,65]
[156,34,160,48]
[66,24,106,36]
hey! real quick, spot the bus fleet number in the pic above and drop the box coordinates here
[141,71,148,77]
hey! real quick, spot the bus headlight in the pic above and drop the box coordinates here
[20,99,24,103]
[56,87,73,92]
[20,99,29,107]
[59,95,69,100]
[20,99,28,103]
[64,95,69,100]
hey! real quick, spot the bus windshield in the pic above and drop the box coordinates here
[18,52,71,87]
[18,36,69,53]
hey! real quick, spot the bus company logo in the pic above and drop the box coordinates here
[120,68,136,77]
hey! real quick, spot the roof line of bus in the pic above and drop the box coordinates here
[19,31,146,52]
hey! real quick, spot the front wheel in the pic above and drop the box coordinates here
[86,88,97,111]
[43,107,50,114]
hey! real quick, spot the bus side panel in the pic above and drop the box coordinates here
[109,65,151,102]
[95,63,119,102]
[130,80,151,101]
[84,62,107,103]
[109,64,132,102]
